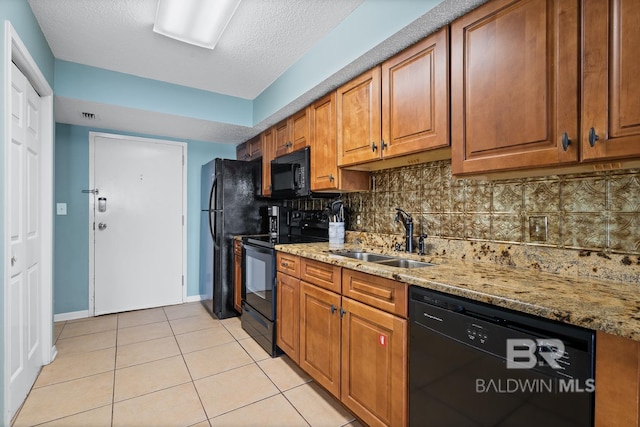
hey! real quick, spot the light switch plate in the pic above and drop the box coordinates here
[56,203,67,216]
[529,216,548,242]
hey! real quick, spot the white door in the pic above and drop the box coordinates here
[92,134,185,315]
[8,63,42,417]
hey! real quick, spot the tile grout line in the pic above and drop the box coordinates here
[167,306,211,426]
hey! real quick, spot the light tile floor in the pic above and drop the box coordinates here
[12,302,362,427]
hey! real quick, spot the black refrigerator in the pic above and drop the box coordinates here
[199,158,268,319]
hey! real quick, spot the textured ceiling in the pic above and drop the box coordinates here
[27,0,486,144]
[28,0,364,99]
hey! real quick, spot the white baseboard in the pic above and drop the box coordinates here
[54,310,89,322]
[185,294,205,303]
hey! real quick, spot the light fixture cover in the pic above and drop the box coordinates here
[153,0,242,49]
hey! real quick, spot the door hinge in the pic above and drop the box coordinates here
[182,276,184,287]
[182,215,184,226]
[182,154,185,165]
[93,222,95,231]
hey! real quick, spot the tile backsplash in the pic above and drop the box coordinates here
[341,160,640,255]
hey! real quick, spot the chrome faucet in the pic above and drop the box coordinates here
[394,208,414,253]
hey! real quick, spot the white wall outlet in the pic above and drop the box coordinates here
[56,203,67,216]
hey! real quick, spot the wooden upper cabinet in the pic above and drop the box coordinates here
[261,127,275,196]
[236,135,262,161]
[582,0,640,162]
[274,107,310,158]
[451,0,580,175]
[290,107,310,152]
[337,67,382,167]
[381,27,449,158]
[273,119,291,158]
[310,93,369,192]
[337,28,450,170]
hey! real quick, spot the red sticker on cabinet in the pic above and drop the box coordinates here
[378,334,387,347]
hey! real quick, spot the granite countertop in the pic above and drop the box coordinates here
[274,242,640,342]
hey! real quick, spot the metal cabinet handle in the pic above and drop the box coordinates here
[98,223,107,230]
[328,174,334,182]
[371,141,377,152]
[561,132,571,151]
[330,305,337,314]
[11,256,16,266]
[381,140,387,151]
[588,127,599,147]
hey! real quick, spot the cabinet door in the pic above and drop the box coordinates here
[299,281,342,398]
[595,331,640,426]
[236,141,249,161]
[276,272,300,363]
[451,0,579,174]
[274,119,291,158]
[337,67,382,167]
[233,240,242,313]
[310,93,370,192]
[290,107,310,152]
[247,135,262,160]
[381,27,449,158]
[261,127,274,196]
[341,297,407,427]
[311,93,339,190]
[582,0,640,161]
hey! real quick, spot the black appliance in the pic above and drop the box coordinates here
[267,205,290,238]
[241,209,329,356]
[270,147,337,199]
[409,286,595,427]
[199,158,269,319]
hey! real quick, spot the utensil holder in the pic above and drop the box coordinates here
[329,222,345,247]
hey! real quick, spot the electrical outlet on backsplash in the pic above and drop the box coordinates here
[341,160,640,284]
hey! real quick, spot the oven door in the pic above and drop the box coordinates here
[242,242,276,321]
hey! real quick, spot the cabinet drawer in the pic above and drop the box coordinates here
[277,252,300,276]
[342,269,407,317]
[300,258,341,293]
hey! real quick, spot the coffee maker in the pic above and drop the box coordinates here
[267,205,290,238]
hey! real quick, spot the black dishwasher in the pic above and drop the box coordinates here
[409,286,595,427]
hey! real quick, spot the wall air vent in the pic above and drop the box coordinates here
[81,112,97,120]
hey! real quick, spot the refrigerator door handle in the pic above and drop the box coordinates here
[209,177,217,239]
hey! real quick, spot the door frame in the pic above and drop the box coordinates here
[3,21,55,424]
[87,132,188,316]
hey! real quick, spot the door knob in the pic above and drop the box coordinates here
[98,223,107,230]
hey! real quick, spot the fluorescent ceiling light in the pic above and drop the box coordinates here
[153,0,242,49]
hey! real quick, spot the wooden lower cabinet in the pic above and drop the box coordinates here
[276,272,300,363]
[298,273,407,427]
[233,239,242,313]
[341,297,407,427]
[299,280,342,397]
[595,331,640,427]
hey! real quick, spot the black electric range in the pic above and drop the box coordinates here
[241,209,329,357]
[244,209,329,248]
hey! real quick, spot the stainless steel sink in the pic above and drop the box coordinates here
[376,258,434,269]
[330,251,434,268]
[331,251,397,262]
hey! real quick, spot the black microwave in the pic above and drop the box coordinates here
[270,147,336,199]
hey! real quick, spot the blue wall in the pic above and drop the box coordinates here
[1,0,55,419]
[53,124,235,314]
